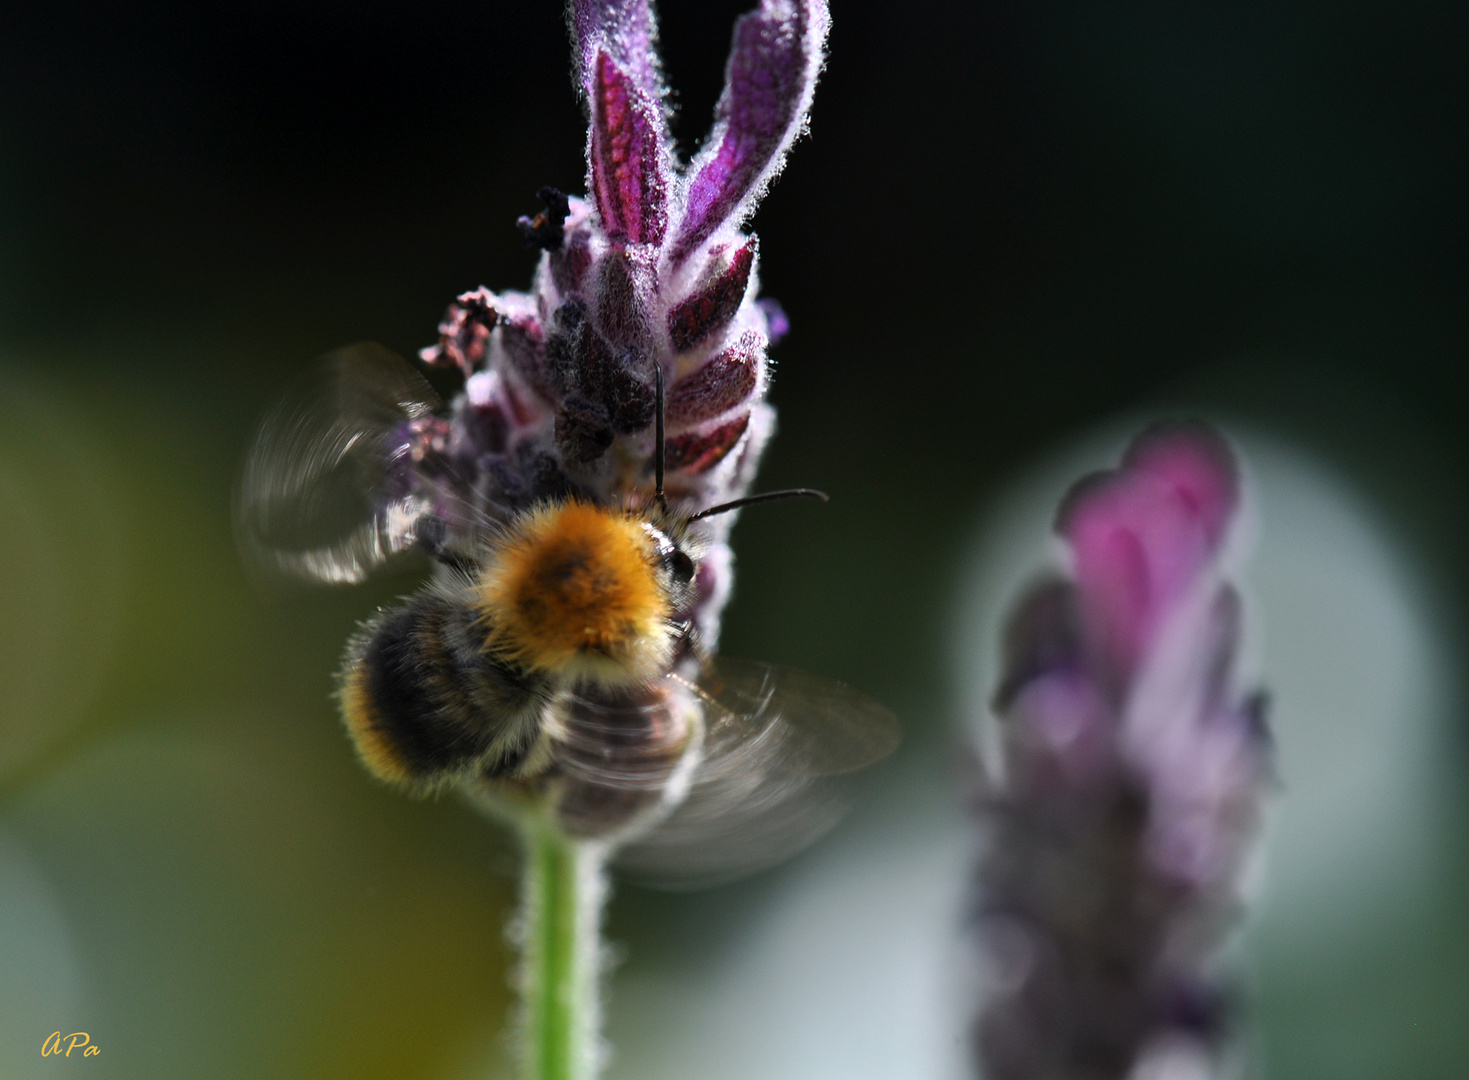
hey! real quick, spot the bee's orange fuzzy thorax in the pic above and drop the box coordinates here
[476,501,672,684]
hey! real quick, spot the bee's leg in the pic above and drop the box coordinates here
[415,515,479,576]
[673,619,708,665]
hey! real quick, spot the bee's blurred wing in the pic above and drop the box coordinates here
[553,684,701,791]
[235,343,443,584]
[613,658,900,890]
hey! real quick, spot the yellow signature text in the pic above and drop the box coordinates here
[41,1032,99,1058]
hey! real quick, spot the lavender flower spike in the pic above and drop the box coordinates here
[241,7,839,1079]
[975,423,1271,1080]
[419,0,829,654]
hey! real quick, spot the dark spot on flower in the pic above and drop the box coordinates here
[594,246,651,350]
[555,396,615,463]
[516,186,571,251]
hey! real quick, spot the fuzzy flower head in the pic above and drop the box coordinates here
[413,0,828,648]
[976,423,1271,1080]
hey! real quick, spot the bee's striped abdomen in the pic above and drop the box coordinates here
[339,593,551,788]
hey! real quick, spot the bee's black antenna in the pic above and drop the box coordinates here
[689,488,829,521]
[654,365,667,513]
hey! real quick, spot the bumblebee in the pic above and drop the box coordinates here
[237,344,897,880]
[338,495,702,791]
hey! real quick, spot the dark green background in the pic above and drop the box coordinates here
[0,1,1466,1077]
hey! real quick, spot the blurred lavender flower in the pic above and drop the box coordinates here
[414,0,828,649]
[974,423,1271,1080]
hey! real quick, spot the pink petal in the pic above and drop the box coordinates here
[1057,423,1240,682]
[665,413,751,473]
[571,0,661,103]
[589,51,670,246]
[667,330,763,425]
[671,0,829,263]
[666,239,756,353]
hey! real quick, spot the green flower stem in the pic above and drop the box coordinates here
[521,823,606,1080]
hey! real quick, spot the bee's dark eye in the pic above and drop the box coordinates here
[666,549,695,585]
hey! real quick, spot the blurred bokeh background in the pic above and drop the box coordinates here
[2,1,1468,1077]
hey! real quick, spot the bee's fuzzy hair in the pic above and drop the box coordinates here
[473,500,683,688]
